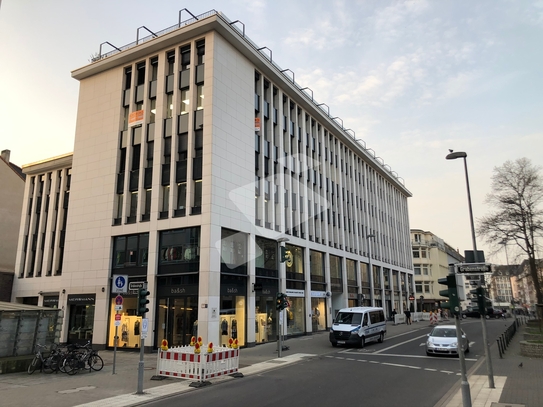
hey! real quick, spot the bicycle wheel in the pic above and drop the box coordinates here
[88,354,104,371]
[43,353,60,373]
[63,355,79,375]
[27,355,40,375]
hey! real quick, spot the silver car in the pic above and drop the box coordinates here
[426,325,469,356]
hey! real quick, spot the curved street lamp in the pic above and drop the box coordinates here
[366,234,375,307]
[446,150,494,393]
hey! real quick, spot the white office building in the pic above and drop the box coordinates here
[12,10,413,350]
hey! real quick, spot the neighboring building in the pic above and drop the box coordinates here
[489,265,517,309]
[513,259,543,310]
[0,149,25,302]
[411,229,464,312]
[12,10,413,351]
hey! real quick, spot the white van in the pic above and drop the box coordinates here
[329,307,386,348]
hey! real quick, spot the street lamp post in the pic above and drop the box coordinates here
[276,237,289,358]
[447,150,495,393]
[366,234,375,307]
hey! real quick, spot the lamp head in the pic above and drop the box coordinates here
[276,237,290,243]
[446,151,467,160]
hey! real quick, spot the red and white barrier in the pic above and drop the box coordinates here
[156,346,240,382]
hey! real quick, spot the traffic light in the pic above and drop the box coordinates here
[280,246,287,263]
[137,288,150,317]
[470,286,489,316]
[276,292,289,310]
[438,275,460,315]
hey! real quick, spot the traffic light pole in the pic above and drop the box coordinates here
[479,285,495,389]
[454,314,472,407]
[277,308,282,358]
[136,283,149,395]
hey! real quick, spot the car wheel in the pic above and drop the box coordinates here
[331,342,337,348]
[378,332,384,343]
[360,336,365,348]
[465,344,470,353]
[485,315,490,319]
[426,351,432,357]
[462,314,467,319]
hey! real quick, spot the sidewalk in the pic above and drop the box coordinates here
[1,319,537,407]
[437,319,541,407]
[0,321,420,407]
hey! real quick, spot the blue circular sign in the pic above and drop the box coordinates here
[115,276,126,289]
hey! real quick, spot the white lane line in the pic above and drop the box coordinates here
[382,362,421,370]
[419,343,426,346]
[346,358,356,361]
[325,355,334,358]
[367,353,478,361]
[374,334,429,354]
[441,370,454,374]
[369,360,379,364]
[424,368,437,371]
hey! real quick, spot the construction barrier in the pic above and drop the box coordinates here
[156,346,240,382]
[430,312,438,325]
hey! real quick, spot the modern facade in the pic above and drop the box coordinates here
[410,229,464,311]
[12,10,413,350]
[0,149,25,302]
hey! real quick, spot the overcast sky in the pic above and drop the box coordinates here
[1,0,542,265]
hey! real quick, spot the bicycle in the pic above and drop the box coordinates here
[28,344,60,374]
[61,341,103,374]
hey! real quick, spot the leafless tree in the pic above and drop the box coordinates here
[478,158,543,305]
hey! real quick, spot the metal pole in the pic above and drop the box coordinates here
[462,156,495,389]
[112,312,118,375]
[277,309,282,357]
[136,333,145,394]
[454,314,472,407]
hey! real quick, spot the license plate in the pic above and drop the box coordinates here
[337,341,345,344]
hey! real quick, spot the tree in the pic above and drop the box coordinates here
[478,158,543,305]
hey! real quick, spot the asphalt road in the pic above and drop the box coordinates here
[142,318,510,407]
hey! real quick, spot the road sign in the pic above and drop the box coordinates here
[115,295,123,305]
[456,263,492,274]
[409,295,415,301]
[142,318,148,333]
[129,281,145,291]
[114,313,121,326]
[112,275,128,293]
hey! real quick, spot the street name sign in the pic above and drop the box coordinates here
[456,263,492,274]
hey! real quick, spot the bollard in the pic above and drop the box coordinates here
[500,335,505,352]
[497,339,503,358]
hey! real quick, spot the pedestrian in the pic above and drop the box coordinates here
[404,309,411,325]
[391,309,397,323]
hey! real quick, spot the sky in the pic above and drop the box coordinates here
[1,0,542,266]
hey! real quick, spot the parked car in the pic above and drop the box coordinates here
[426,325,469,356]
[461,307,504,319]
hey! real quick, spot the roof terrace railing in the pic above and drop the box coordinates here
[91,8,404,186]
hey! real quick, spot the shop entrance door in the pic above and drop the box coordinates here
[157,297,198,347]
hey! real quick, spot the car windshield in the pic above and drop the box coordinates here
[431,328,456,337]
[335,312,362,325]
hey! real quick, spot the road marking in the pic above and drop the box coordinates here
[328,356,460,376]
[374,334,429,354]
[367,353,478,361]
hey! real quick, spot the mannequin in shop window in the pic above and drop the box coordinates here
[231,318,237,339]
[221,318,228,335]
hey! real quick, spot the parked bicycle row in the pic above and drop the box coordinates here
[27,341,103,375]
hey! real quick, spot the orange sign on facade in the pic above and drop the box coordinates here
[254,117,261,131]
[128,110,144,127]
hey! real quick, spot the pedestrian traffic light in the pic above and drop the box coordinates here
[276,292,289,310]
[137,288,150,317]
[280,246,287,263]
[438,275,460,315]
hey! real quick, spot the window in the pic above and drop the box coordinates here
[412,249,420,258]
[194,180,202,208]
[180,89,189,114]
[415,283,422,293]
[180,45,191,70]
[414,266,421,275]
[113,233,149,268]
[196,40,205,65]
[166,94,173,118]
[177,183,186,210]
[196,85,204,110]
[422,265,430,275]
[421,248,427,258]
